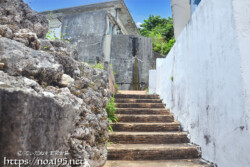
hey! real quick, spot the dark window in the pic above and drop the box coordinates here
[194,0,201,5]
[190,0,201,5]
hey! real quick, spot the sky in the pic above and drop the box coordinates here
[23,0,172,27]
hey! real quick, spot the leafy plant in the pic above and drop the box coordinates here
[92,63,104,70]
[171,76,174,82]
[109,64,116,75]
[46,30,57,40]
[139,15,175,55]
[45,11,70,42]
[106,141,114,146]
[114,83,119,93]
[106,97,118,132]
[164,38,175,54]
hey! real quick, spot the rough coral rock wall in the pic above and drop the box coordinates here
[0,0,48,49]
[0,1,109,167]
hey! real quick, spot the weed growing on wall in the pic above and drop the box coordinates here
[46,30,57,41]
[114,83,119,93]
[91,63,104,70]
[45,11,70,43]
[171,76,174,82]
[106,97,118,132]
[109,64,116,75]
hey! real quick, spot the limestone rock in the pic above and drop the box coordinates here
[0,71,85,165]
[0,37,63,84]
[13,29,41,50]
[33,22,47,38]
[40,39,55,51]
[0,25,13,38]
[40,39,81,78]
[60,74,75,87]
[0,0,48,38]
[0,42,110,166]
[0,62,4,70]
[53,51,81,78]
[0,64,110,166]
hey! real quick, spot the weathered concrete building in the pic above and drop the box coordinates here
[41,0,154,90]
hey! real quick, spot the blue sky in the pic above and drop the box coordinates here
[23,0,172,26]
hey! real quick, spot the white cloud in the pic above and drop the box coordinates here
[136,22,142,28]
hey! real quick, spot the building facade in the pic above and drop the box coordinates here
[42,0,155,90]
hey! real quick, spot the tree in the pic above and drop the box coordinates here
[139,15,175,56]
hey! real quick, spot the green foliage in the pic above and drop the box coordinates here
[45,11,58,41]
[91,63,104,70]
[46,30,58,41]
[114,83,119,93]
[88,63,117,77]
[164,38,175,54]
[106,97,118,132]
[109,64,116,75]
[171,76,174,82]
[45,11,70,43]
[106,141,114,146]
[139,15,175,55]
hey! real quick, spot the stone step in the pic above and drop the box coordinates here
[104,159,213,167]
[116,108,170,115]
[111,122,180,132]
[107,144,200,160]
[115,94,159,99]
[115,99,162,103]
[117,114,174,122]
[109,132,189,144]
[116,103,165,108]
[118,91,147,95]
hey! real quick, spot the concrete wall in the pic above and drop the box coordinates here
[49,18,62,39]
[62,10,108,63]
[232,0,250,135]
[171,0,191,39]
[60,9,124,63]
[190,0,202,14]
[104,61,117,95]
[55,7,139,64]
[149,0,250,166]
[110,35,153,90]
[137,37,154,89]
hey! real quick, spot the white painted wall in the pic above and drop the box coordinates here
[171,0,191,39]
[149,70,156,94]
[232,0,250,143]
[149,0,250,166]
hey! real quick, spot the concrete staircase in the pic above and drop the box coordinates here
[104,92,212,167]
